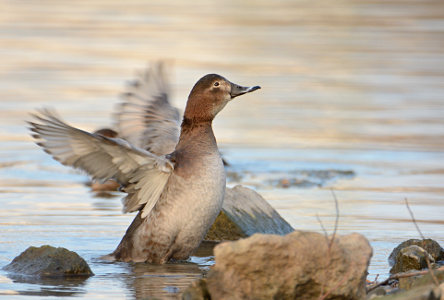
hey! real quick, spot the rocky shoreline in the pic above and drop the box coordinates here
[3,185,443,299]
[183,235,444,300]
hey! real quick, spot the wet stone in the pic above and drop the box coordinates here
[3,245,93,277]
[389,239,444,267]
[390,245,435,274]
[205,185,294,241]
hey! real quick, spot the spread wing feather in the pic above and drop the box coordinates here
[29,108,174,216]
[115,62,181,155]
[123,166,171,218]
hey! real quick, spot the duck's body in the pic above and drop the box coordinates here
[112,122,225,263]
[29,73,260,263]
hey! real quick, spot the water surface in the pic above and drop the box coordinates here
[1,0,444,298]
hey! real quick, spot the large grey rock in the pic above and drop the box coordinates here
[3,245,93,277]
[389,239,444,266]
[390,245,435,274]
[205,185,294,241]
[192,231,372,300]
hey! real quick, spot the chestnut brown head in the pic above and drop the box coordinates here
[183,74,260,123]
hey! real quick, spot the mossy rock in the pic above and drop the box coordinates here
[389,239,444,266]
[205,185,293,241]
[390,245,434,274]
[205,211,247,241]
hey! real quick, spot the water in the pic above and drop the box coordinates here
[1,0,444,298]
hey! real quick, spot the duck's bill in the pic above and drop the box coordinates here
[230,84,261,99]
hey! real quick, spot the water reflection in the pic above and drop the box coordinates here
[92,242,215,299]
[126,262,203,299]
[4,274,89,297]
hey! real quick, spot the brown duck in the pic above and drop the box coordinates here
[29,73,260,263]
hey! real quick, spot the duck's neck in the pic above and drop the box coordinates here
[180,116,212,131]
[176,117,217,151]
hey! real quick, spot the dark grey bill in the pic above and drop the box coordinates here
[230,83,261,99]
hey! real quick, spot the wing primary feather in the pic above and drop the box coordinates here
[29,108,175,218]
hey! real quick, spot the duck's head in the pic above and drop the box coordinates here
[183,74,260,123]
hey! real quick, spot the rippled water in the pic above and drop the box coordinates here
[1,0,444,298]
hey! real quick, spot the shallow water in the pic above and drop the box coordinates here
[1,0,444,298]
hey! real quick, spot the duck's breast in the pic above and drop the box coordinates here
[170,149,226,230]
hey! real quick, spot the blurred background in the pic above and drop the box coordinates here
[1,0,443,298]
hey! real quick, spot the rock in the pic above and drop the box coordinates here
[205,210,247,241]
[390,245,435,274]
[366,286,388,299]
[201,231,372,300]
[3,245,93,277]
[182,279,211,300]
[370,284,442,300]
[205,185,294,241]
[399,269,444,290]
[389,239,444,266]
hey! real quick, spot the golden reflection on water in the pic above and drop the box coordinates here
[1,0,444,298]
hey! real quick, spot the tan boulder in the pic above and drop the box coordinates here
[184,231,372,300]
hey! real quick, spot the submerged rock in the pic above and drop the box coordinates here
[205,185,294,241]
[389,239,444,267]
[3,245,93,277]
[189,231,372,300]
[270,170,355,189]
[390,245,435,274]
[229,169,355,189]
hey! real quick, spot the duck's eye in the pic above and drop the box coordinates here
[213,82,220,87]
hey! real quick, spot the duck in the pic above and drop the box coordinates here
[29,73,260,263]
[91,63,226,192]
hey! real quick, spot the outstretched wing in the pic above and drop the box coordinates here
[115,62,181,156]
[29,108,174,217]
